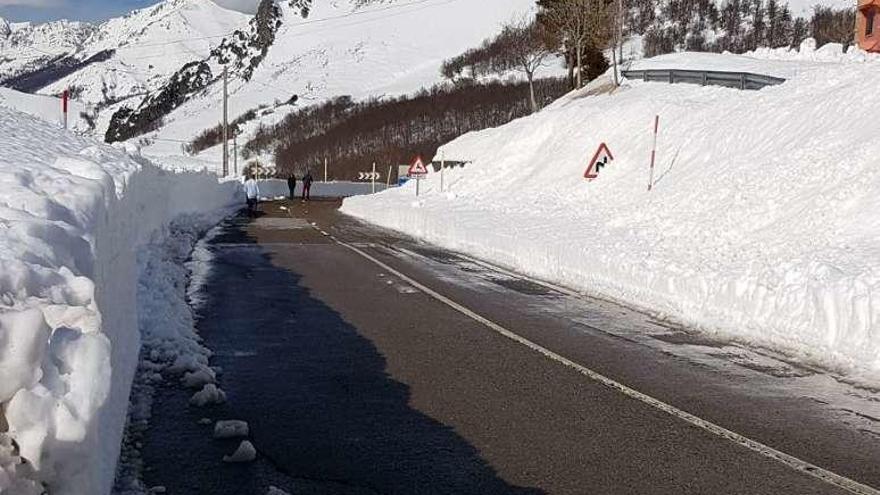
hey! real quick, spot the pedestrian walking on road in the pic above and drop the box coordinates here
[244,174,260,216]
[287,173,297,200]
[302,170,313,201]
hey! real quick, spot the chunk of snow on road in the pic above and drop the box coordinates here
[0,435,42,495]
[190,384,227,407]
[181,367,217,389]
[222,441,256,463]
[267,486,291,495]
[213,420,249,439]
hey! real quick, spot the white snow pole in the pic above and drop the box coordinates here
[371,162,377,194]
[648,115,660,192]
[324,157,328,183]
[386,165,393,189]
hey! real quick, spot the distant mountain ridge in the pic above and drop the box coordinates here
[0,0,250,105]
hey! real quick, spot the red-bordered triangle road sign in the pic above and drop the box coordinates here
[408,156,429,177]
[584,143,614,180]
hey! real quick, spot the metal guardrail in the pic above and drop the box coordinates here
[622,69,786,90]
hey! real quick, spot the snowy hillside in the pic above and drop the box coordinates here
[0,0,249,106]
[342,42,880,383]
[0,87,91,130]
[120,0,539,161]
[0,105,239,494]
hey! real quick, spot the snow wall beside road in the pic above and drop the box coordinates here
[0,107,240,494]
[342,48,880,382]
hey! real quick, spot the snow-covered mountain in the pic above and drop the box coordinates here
[0,0,249,107]
[107,0,539,160]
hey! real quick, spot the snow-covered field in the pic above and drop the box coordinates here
[0,104,239,493]
[342,43,880,383]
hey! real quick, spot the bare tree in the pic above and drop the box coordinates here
[495,17,554,112]
[440,17,553,113]
[538,0,614,89]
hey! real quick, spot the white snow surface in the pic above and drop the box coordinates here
[342,48,880,382]
[0,105,240,494]
[0,87,91,132]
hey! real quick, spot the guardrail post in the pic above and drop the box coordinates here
[702,72,708,86]
[740,74,747,90]
[669,71,674,84]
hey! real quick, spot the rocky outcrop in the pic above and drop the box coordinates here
[104,0,292,143]
[211,0,282,82]
[105,61,212,143]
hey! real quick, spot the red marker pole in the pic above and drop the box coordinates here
[648,115,659,191]
[62,89,69,129]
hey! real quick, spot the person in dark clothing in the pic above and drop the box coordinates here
[302,171,313,201]
[287,174,297,200]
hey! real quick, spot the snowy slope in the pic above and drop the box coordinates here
[0,0,249,105]
[0,19,95,81]
[0,106,239,494]
[0,87,92,131]
[342,44,880,383]
[136,0,539,161]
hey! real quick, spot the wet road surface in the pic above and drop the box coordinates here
[140,199,880,495]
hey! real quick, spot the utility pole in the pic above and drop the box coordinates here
[62,89,69,130]
[233,133,238,176]
[612,0,624,86]
[222,66,229,177]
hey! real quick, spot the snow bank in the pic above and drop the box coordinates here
[0,88,92,133]
[342,50,880,381]
[0,106,239,494]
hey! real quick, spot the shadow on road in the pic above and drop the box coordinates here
[141,212,544,495]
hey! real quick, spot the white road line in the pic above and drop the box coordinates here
[328,234,879,495]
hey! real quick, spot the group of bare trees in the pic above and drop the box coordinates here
[636,0,855,57]
[247,79,569,180]
[441,0,620,114]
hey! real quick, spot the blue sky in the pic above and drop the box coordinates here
[0,0,257,23]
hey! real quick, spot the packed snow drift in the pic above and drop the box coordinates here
[343,43,880,381]
[0,104,239,494]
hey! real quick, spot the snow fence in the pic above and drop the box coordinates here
[342,49,880,382]
[0,107,240,494]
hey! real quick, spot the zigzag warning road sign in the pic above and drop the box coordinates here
[584,143,614,180]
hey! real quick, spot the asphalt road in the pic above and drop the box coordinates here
[140,199,880,495]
